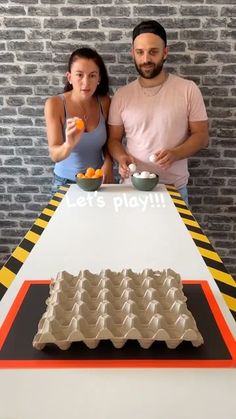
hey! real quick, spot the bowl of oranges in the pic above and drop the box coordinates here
[75,167,103,191]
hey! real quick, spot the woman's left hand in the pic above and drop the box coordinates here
[101,159,114,184]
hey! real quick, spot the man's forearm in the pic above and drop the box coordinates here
[108,138,128,162]
[173,131,208,161]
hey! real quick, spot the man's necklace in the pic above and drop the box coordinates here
[140,74,168,97]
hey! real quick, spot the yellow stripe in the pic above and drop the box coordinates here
[53,192,65,199]
[168,191,181,198]
[208,267,236,288]
[48,199,60,207]
[172,198,186,205]
[189,231,210,243]
[0,266,15,288]
[176,207,193,216]
[24,230,40,244]
[34,218,48,229]
[222,293,236,312]
[59,186,70,191]
[181,218,200,228]
[42,208,54,217]
[197,247,223,263]
[11,247,29,263]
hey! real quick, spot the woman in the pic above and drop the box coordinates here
[45,47,113,192]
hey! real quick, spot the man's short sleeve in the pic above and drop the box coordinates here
[108,89,124,126]
[188,82,208,122]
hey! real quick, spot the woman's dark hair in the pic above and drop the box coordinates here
[64,47,109,96]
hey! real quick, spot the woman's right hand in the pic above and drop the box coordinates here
[65,117,85,150]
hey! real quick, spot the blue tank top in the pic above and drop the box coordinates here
[54,94,107,181]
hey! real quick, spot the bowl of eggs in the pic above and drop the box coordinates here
[76,167,103,191]
[131,171,159,191]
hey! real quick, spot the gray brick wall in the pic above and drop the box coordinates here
[0,1,235,279]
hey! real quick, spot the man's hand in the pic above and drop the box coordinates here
[155,149,177,170]
[119,154,135,178]
[153,120,208,169]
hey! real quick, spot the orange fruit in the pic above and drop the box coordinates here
[95,168,103,177]
[76,172,84,178]
[75,118,85,130]
[85,167,95,178]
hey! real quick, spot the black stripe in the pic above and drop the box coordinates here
[38,213,51,222]
[59,186,69,193]
[184,225,204,235]
[178,212,196,222]
[193,239,214,251]
[52,195,62,202]
[0,282,7,300]
[174,202,189,210]
[5,256,23,275]
[46,204,57,211]
[202,256,229,274]
[31,224,44,236]
[166,186,176,192]
[19,239,35,252]
[215,280,236,299]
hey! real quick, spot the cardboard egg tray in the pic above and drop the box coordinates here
[33,269,204,350]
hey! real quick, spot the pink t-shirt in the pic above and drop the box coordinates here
[108,74,208,188]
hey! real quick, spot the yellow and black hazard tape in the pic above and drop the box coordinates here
[166,185,236,321]
[0,186,70,301]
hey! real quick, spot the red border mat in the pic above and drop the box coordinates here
[0,280,235,368]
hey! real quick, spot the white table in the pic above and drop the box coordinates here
[0,184,235,419]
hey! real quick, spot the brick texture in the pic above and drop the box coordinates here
[0,1,235,279]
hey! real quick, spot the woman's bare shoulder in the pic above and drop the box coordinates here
[45,95,63,108]
[44,95,65,119]
[99,95,111,118]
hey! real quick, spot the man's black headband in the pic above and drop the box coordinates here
[132,20,167,46]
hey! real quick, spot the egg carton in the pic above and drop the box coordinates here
[32,269,204,350]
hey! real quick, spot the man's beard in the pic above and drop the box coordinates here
[134,59,165,79]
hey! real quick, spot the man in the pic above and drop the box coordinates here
[108,20,209,203]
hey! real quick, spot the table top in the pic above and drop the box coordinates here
[0,183,235,419]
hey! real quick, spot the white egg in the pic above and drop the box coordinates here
[128,163,137,173]
[149,154,157,163]
[149,173,157,178]
[133,172,140,178]
[140,171,150,178]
